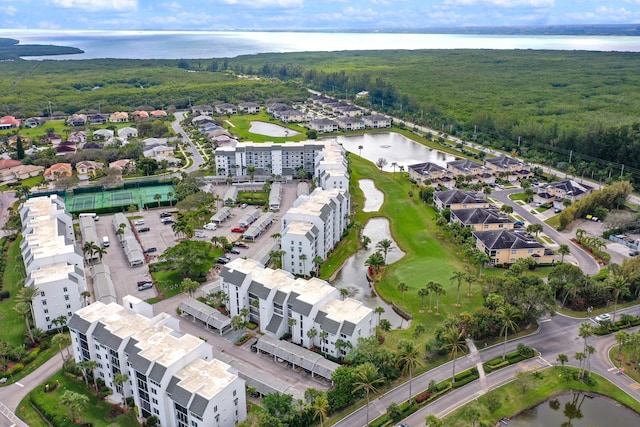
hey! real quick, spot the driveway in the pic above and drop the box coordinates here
[172,111,205,173]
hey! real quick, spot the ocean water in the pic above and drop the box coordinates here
[1,30,639,60]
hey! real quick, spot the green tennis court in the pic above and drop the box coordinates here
[65,184,176,213]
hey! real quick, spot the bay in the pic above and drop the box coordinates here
[1,30,639,60]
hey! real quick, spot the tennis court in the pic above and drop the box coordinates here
[66,184,176,213]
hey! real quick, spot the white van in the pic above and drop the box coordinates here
[204,223,217,230]
[102,236,110,247]
[79,213,99,221]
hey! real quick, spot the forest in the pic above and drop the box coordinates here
[2,49,640,177]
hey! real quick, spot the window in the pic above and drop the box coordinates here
[66,304,71,309]
[63,287,68,292]
[40,291,45,297]
[45,316,50,322]
[64,295,70,301]
[44,309,48,314]
[42,300,47,306]
[233,390,237,397]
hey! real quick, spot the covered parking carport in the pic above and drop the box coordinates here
[178,297,231,335]
[243,212,275,241]
[255,335,338,382]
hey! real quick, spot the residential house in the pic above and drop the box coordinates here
[408,162,454,188]
[215,103,238,115]
[117,127,138,140]
[238,102,260,114]
[68,131,87,144]
[132,110,149,122]
[109,159,136,173]
[56,142,77,155]
[46,134,62,146]
[266,103,291,114]
[363,114,391,129]
[66,114,87,127]
[93,129,114,140]
[534,180,593,210]
[446,159,485,178]
[220,258,374,358]
[277,109,307,123]
[484,155,533,181]
[68,296,246,427]
[19,195,86,331]
[24,117,44,128]
[109,111,129,123]
[335,105,362,117]
[43,163,72,181]
[450,207,514,231]
[88,114,108,125]
[0,159,43,184]
[0,116,20,129]
[75,160,103,177]
[191,104,213,116]
[309,118,338,133]
[472,229,554,265]
[433,189,490,210]
[337,116,365,131]
[150,110,167,119]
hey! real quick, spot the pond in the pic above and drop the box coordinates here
[330,218,406,329]
[335,132,455,172]
[359,179,383,212]
[507,392,640,426]
[249,121,300,137]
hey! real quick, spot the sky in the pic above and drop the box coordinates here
[1,0,640,31]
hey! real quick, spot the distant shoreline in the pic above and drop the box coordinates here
[0,37,83,60]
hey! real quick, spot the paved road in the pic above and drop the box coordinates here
[336,306,640,427]
[172,111,205,173]
[0,191,15,237]
[491,188,600,275]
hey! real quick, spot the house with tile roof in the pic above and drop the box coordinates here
[238,102,260,114]
[433,189,490,210]
[408,162,454,187]
[534,179,593,210]
[472,229,554,265]
[484,155,534,181]
[109,111,129,123]
[0,115,20,129]
[43,163,72,181]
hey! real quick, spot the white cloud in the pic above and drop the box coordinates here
[219,0,303,7]
[51,0,137,11]
[2,5,17,15]
[443,0,554,6]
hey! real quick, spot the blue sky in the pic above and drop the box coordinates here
[2,0,640,30]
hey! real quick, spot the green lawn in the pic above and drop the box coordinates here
[20,370,138,427]
[610,344,640,384]
[443,367,640,426]
[509,192,528,201]
[334,156,482,346]
[0,236,27,346]
[226,112,309,142]
[545,214,562,230]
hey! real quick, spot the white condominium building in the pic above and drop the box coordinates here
[281,188,349,276]
[221,258,374,358]
[19,195,86,330]
[68,296,246,427]
[315,140,349,191]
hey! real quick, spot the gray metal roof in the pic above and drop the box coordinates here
[319,313,340,335]
[255,335,338,380]
[340,321,356,337]
[92,322,122,350]
[148,363,167,383]
[247,281,271,300]
[171,384,193,407]
[266,314,283,334]
[289,292,312,316]
[221,267,247,288]
[178,298,231,332]
[273,290,287,305]
[91,263,117,305]
[67,314,91,334]
[189,394,210,417]
[124,339,151,372]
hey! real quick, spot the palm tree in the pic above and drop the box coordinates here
[167,191,174,206]
[391,161,397,176]
[352,362,385,426]
[440,324,467,384]
[374,306,385,325]
[526,223,543,237]
[425,414,443,427]
[358,145,363,157]
[500,204,514,214]
[472,250,491,278]
[606,274,629,323]
[51,315,68,334]
[397,282,409,305]
[578,322,593,353]
[417,287,428,308]
[450,271,466,306]
[307,327,318,348]
[154,193,162,207]
[396,339,422,403]
[574,351,586,379]
[585,344,596,377]
[60,391,89,423]
[181,278,200,297]
[311,395,329,427]
[432,282,446,314]
[14,302,34,343]
[299,254,308,273]
[497,304,521,360]
[558,244,570,263]
[113,373,130,406]
[313,256,324,276]
[94,246,107,262]
[376,239,393,263]
[339,288,349,301]
[84,359,99,392]
[232,315,246,340]
[575,228,586,241]
[557,353,569,378]
[81,290,91,307]
[464,273,475,297]
[82,241,96,261]
[52,333,71,364]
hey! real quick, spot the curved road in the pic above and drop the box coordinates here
[171,111,205,173]
[491,188,600,276]
[336,305,640,427]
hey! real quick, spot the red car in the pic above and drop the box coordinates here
[231,227,245,233]
[234,242,249,248]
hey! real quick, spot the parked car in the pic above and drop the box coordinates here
[138,282,153,291]
[234,242,249,249]
[134,219,145,226]
[231,227,245,233]
[217,256,231,264]
[137,227,150,233]
[137,280,152,287]
[204,222,217,230]
[228,248,240,255]
[160,212,172,218]
[514,220,525,227]
[144,247,157,254]
[595,313,611,323]
[161,217,174,224]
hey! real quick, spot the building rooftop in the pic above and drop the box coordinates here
[173,358,237,400]
[473,229,546,251]
[30,262,75,285]
[285,221,317,237]
[322,298,372,326]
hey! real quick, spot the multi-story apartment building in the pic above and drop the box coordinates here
[68,296,246,427]
[220,258,374,358]
[19,195,87,330]
[315,141,349,191]
[281,188,350,276]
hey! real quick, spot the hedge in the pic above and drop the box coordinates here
[30,388,73,427]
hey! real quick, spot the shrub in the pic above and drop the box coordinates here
[415,390,431,403]
[452,374,478,388]
[0,290,9,300]
[4,363,24,376]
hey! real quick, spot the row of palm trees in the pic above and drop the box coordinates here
[82,241,107,263]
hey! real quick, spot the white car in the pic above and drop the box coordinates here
[595,313,611,323]
[134,219,145,226]
[203,223,217,230]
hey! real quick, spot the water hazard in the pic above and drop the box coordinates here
[249,121,299,137]
[507,392,640,426]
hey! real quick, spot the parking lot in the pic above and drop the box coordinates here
[92,181,299,303]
